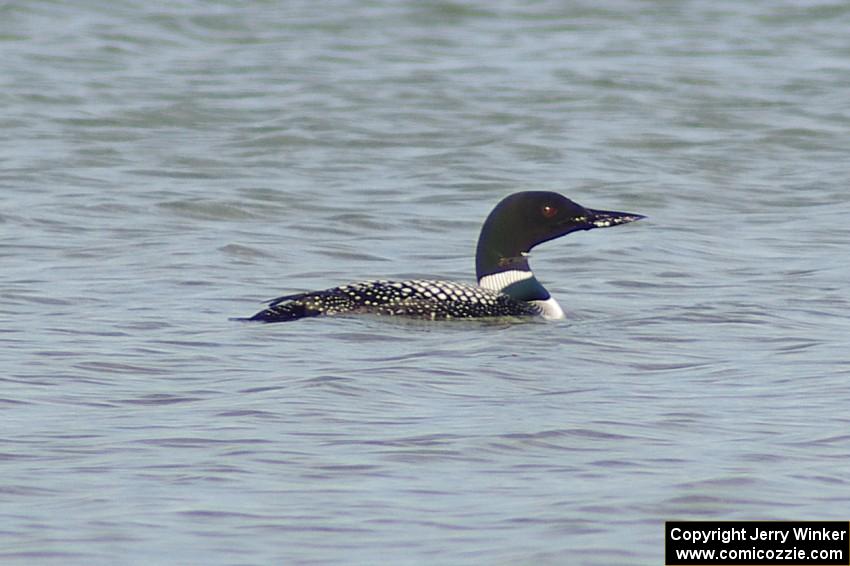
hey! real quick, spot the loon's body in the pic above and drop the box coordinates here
[250,279,544,322]
[243,191,643,323]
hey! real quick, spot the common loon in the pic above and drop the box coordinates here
[242,191,643,323]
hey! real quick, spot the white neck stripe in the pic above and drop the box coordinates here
[478,270,534,292]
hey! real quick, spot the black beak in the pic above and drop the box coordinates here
[584,207,645,229]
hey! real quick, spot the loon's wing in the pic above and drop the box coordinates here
[248,288,351,322]
[250,281,421,322]
[267,291,314,308]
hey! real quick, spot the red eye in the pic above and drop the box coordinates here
[541,205,558,218]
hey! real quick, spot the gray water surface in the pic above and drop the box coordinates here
[2,1,850,564]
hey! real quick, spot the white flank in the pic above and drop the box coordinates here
[531,297,565,320]
[478,269,534,292]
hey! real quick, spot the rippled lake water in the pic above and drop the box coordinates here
[2,1,849,564]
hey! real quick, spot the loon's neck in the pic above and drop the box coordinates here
[475,220,551,302]
[478,261,547,300]
[477,267,565,320]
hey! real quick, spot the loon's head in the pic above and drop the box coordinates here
[475,191,643,308]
